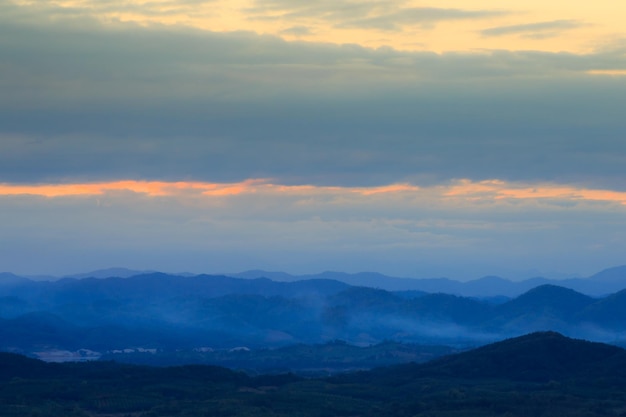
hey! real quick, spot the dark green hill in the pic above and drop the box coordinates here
[0,352,51,379]
[418,331,623,381]
[340,331,625,385]
[3,333,626,417]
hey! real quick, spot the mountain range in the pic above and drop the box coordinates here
[3,268,626,361]
[12,264,626,296]
[229,265,626,296]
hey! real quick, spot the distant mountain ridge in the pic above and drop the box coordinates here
[65,267,158,279]
[228,265,626,297]
[6,265,626,297]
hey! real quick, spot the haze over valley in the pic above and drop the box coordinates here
[3,264,626,373]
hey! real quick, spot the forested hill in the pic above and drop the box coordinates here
[3,332,626,417]
[340,331,626,384]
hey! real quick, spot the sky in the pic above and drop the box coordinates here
[1,0,626,280]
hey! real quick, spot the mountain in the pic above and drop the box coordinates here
[0,274,354,350]
[9,263,626,296]
[5,332,626,417]
[0,272,31,286]
[230,270,299,281]
[561,265,626,295]
[346,331,626,385]
[579,289,626,330]
[417,331,624,381]
[232,270,447,291]
[0,352,52,379]
[328,286,402,311]
[5,270,626,356]
[589,265,626,283]
[0,312,81,349]
[485,285,595,336]
[65,267,157,279]
[227,266,626,297]
[406,293,492,325]
[495,285,595,319]
[0,273,350,305]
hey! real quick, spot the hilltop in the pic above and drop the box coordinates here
[3,332,626,416]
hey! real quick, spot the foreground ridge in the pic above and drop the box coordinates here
[3,332,626,416]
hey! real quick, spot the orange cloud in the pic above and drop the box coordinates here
[0,179,277,198]
[444,179,506,197]
[0,181,215,197]
[0,179,423,200]
[1,179,626,205]
[444,179,626,205]
[200,179,268,196]
[356,184,421,195]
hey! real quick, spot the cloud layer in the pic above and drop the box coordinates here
[2,0,626,278]
[1,179,625,278]
[2,2,626,188]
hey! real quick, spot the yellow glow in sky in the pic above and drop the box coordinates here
[14,0,626,53]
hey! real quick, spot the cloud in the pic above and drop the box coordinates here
[588,70,626,76]
[1,1,626,191]
[338,7,504,31]
[248,0,504,31]
[7,0,220,21]
[481,20,583,39]
[1,178,625,278]
[280,25,313,37]
[247,0,396,20]
[2,179,626,206]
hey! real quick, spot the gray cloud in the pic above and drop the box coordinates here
[1,2,626,189]
[280,26,313,36]
[249,0,503,31]
[481,20,583,38]
[247,0,393,20]
[338,7,504,31]
[9,0,220,20]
